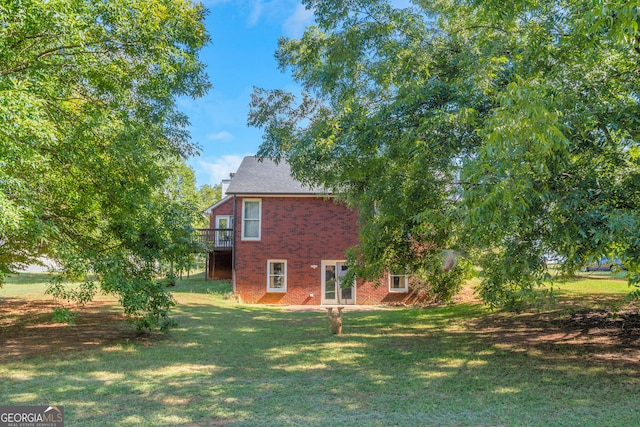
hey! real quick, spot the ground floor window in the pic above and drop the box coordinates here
[267,260,287,292]
[389,271,408,292]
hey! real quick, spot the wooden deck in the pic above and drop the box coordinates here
[194,228,233,251]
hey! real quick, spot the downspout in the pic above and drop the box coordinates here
[232,194,237,293]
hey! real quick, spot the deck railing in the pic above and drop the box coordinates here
[194,228,234,250]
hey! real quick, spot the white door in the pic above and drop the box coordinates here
[322,261,355,305]
[215,215,233,247]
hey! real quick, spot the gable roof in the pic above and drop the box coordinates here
[226,156,321,195]
[203,195,232,214]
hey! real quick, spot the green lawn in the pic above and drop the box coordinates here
[1,272,639,426]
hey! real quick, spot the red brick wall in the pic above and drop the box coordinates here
[355,280,427,305]
[233,196,414,305]
[208,197,234,228]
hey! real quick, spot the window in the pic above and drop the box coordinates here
[267,260,287,292]
[242,199,261,240]
[389,272,408,292]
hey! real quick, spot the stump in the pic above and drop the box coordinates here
[326,307,344,335]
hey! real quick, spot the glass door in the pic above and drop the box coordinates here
[322,261,355,305]
[215,215,233,247]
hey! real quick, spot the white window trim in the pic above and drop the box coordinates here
[214,215,233,247]
[267,260,287,293]
[241,199,261,241]
[388,272,409,293]
[215,215,233,229]
[321,260,356,305]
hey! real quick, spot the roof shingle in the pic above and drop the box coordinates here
[225,156,320,195]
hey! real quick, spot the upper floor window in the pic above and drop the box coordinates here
[242,199,261,240]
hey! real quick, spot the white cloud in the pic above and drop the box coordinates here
[283,3,314,38]
[248,0,264,26]
[242,0,314,32]
[198,154,245,185]
[207,131,234,141]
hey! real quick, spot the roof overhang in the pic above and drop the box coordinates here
[227,193,333,198]
[203,195,232,214]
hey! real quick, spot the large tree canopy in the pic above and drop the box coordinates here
[0,0,210,329]
[249,0,640,306]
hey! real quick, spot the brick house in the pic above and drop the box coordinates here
[204,156,415,305]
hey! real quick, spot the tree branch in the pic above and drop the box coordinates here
[0,39,141,76]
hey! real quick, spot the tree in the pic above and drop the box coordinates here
[196,183,222,228]
[198,184,222,211]
[249,0,640,307]
[0,0,210,330]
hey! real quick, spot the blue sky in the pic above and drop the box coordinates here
[181,0,314,187]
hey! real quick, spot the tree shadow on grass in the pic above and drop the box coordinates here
[1,298,640,426]
[0,298,162,362]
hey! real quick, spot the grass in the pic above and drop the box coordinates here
[0,272,639,426]
[0,272,56,298]
[544,273,636,313]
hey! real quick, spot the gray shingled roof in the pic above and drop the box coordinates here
[225,156,321,195]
